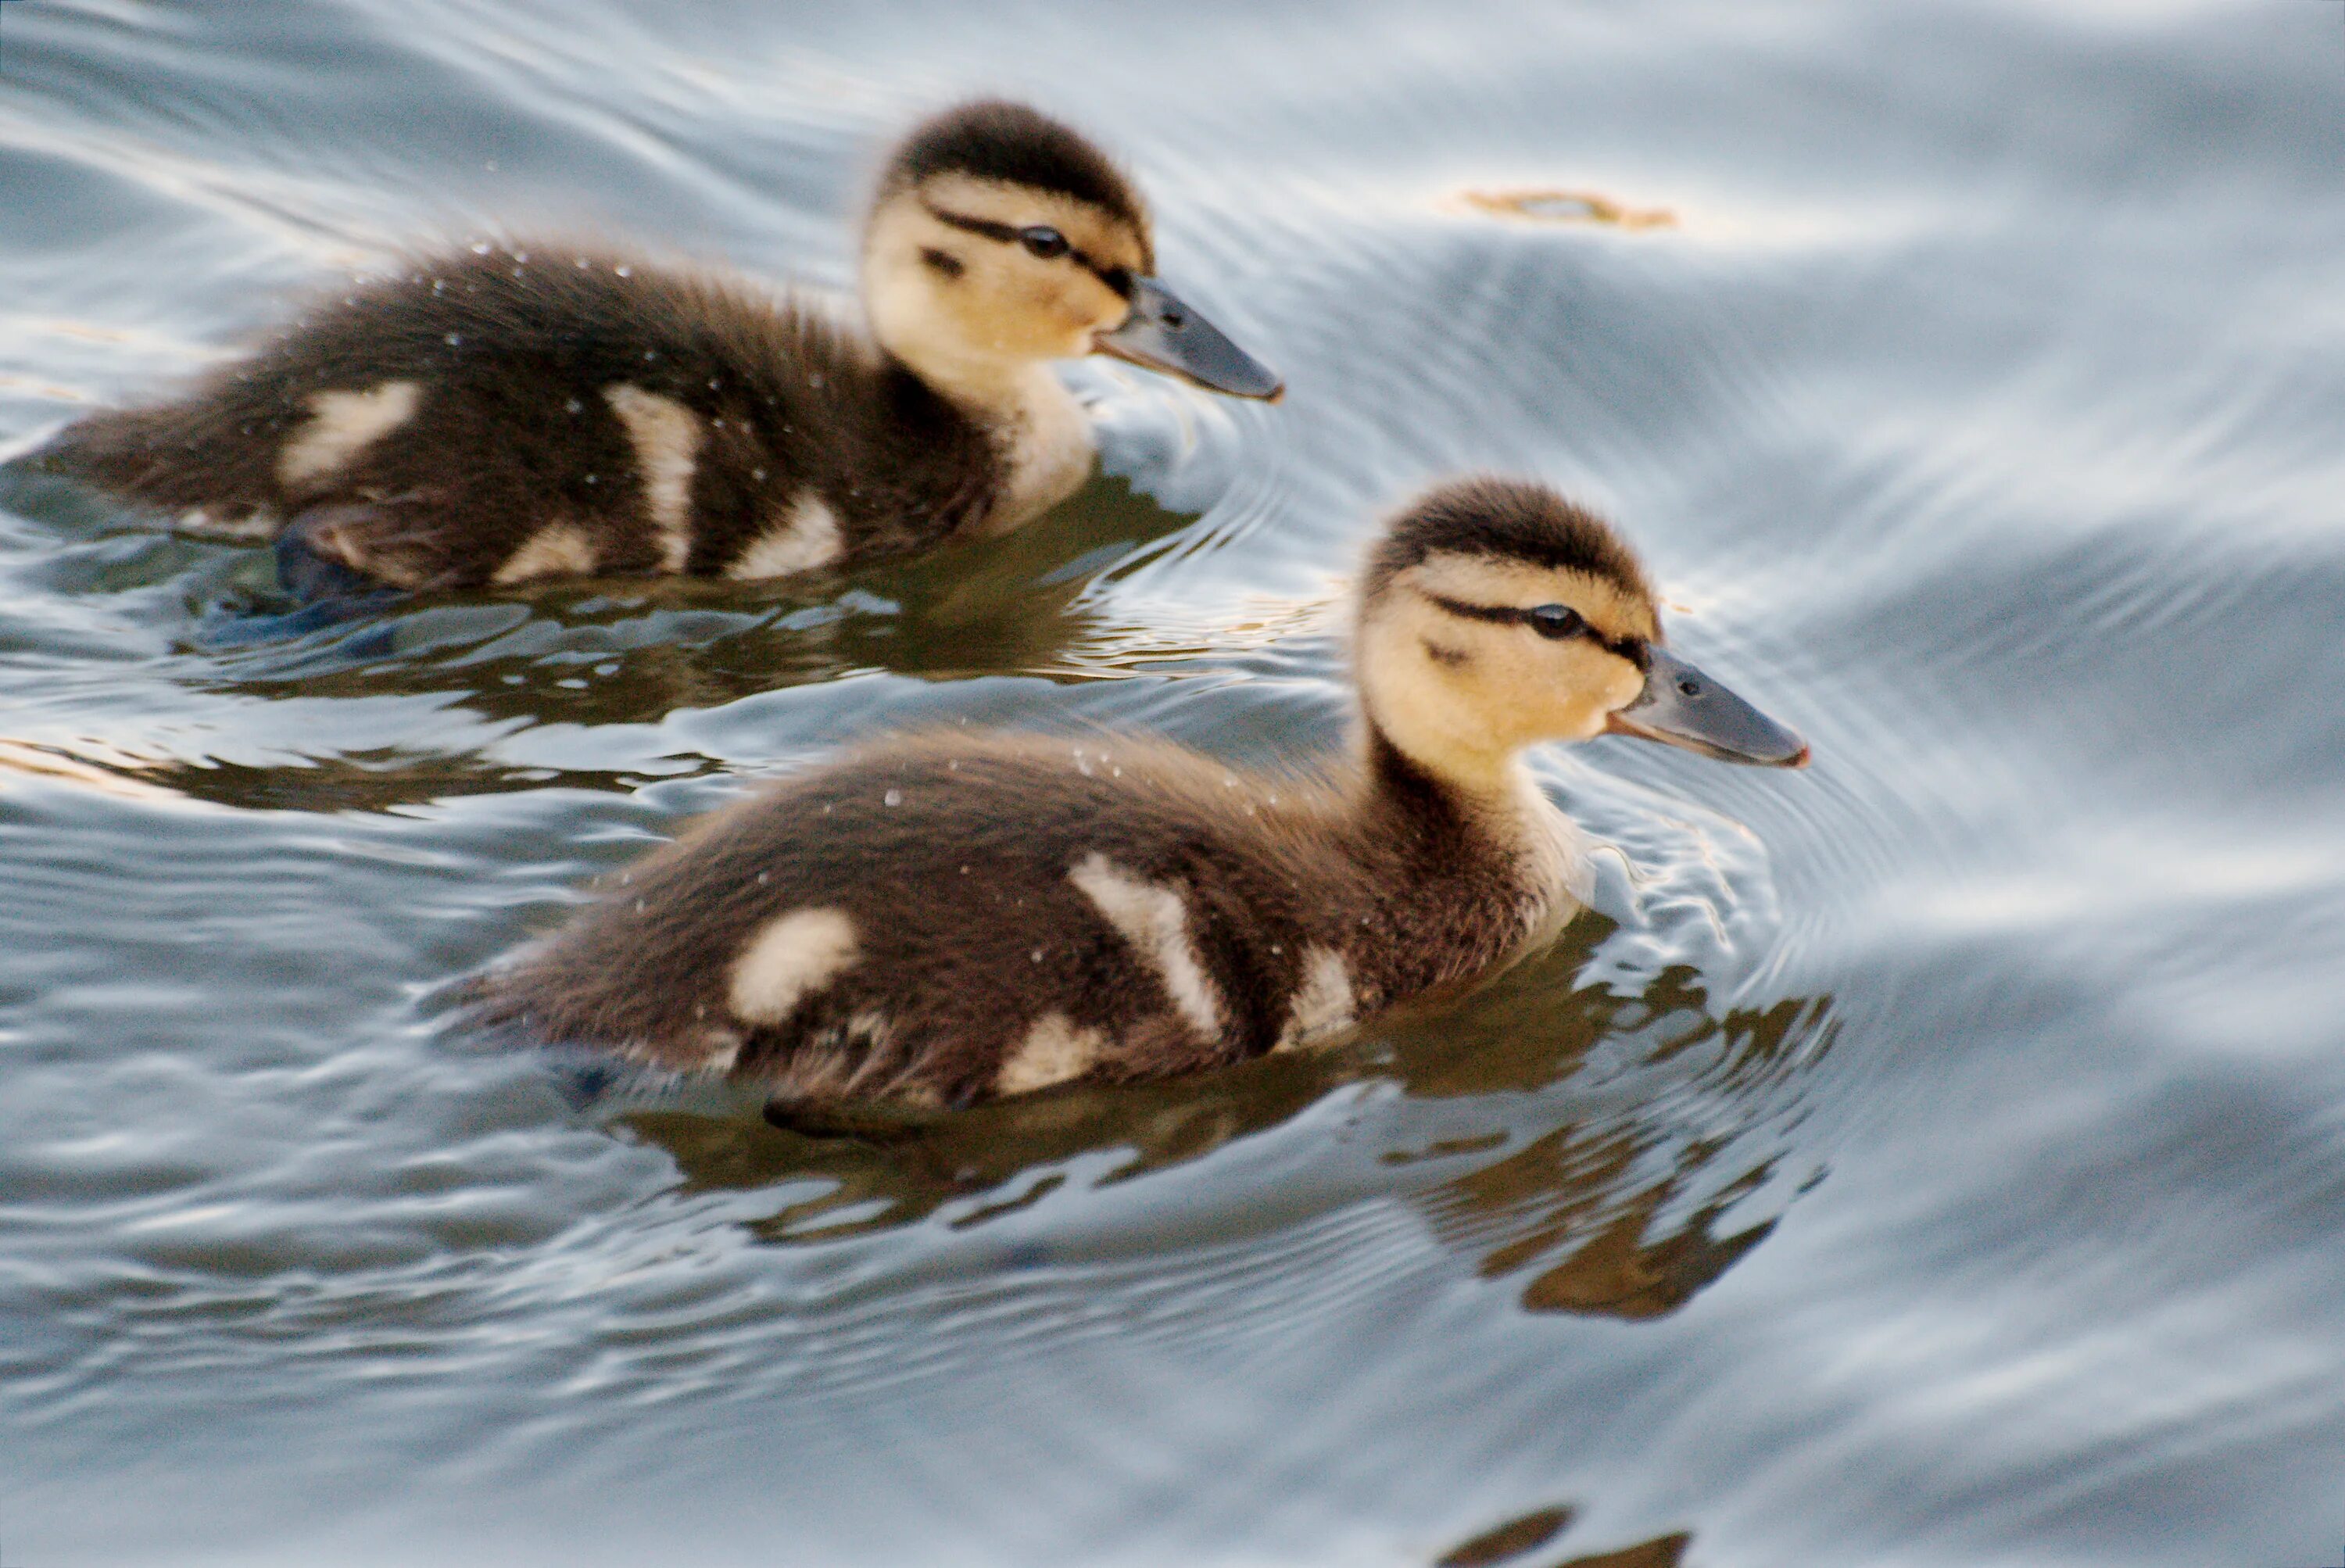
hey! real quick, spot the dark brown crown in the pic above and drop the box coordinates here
[1362,475,1655,605]
[882,99,1146,231]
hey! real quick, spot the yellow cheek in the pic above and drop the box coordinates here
[1545,693,1609,740]
[1545,653,1644,739]
[1040,285,1093,341]
[972,276,1076,355]
[1062,274,1128,332]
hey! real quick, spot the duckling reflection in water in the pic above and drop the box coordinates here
[27,100,1280,592]
[474,478,1808,1118]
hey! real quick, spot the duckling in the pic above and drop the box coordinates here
[26,99,1280,591]
[473,477,1808,1112]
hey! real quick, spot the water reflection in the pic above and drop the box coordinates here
[0,466,1214,812]
[621,916,1834,1326]
[1434,1506,1692,1568]
[1549,1534,1692,1568]
[1402,965,1829,1318]
[205,471,1205,700]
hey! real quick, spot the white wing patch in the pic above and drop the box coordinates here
[174,507,280,540]
[278,380,421,489]
[305,513,424,587]
[492,521,600,584]
[699,1033,743,1075]
[728,907,859,1025]
[772,1010,899,1100]
[997,1011,1104,1095]
[1273,945,1355,1052]
[603,383,703,571]
[729,492,845,579]
[1068,853,1223,1039]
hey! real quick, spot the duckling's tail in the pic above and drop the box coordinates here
[27,399,292,539]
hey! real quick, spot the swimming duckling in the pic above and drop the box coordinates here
[27,99,1280,591]
[474,477,1808,1112]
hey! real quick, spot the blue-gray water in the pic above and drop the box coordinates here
[3,2,2343,1564]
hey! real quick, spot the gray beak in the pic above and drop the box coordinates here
[1095,276,1283,401]
[1605,646,1810,768]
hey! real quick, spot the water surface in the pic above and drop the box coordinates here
[3,2,2343,1565]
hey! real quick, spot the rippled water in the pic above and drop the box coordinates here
[4,2,2343,1564]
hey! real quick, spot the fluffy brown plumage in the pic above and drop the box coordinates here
[34,249,997,587]
[473,478,1808,1112]
[476,726,1538,1106]
[477,729,1527,1107]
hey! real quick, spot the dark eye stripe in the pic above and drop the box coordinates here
[922,202,1022,245]
[922,202,1133,295]
[1422,591,1650,668]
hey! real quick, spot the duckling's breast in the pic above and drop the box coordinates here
[972,367,1097,534]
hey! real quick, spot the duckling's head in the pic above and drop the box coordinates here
[1355,477,1809,789]
[861,99,1280,405]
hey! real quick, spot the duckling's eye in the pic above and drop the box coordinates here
[1020,226,1069,260]
[1527,603,1584,639]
